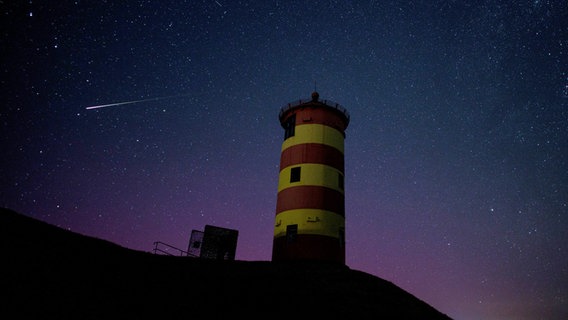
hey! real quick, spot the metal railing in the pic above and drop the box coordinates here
[279,97,350,124]
[152,241,197,257]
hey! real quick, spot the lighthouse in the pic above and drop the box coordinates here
[272,91,350,264]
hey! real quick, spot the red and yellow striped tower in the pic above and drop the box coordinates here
[272,91,350,264]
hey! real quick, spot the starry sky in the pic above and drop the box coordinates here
[1,1,567,319]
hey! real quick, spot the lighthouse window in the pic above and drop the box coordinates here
[338,173,344,190]
[339,227,345,248]
[284,114,296,140]
[290,167,301,183]
[286,224,298,244]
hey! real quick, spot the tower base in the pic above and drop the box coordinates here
[272,234,345,264]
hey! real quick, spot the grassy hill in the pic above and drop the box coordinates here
[1,207,452,319]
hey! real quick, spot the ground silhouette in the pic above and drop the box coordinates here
[2,207,452,319]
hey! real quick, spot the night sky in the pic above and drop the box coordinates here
[2,1,567,319]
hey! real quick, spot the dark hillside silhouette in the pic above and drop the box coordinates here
[1,207,452,319]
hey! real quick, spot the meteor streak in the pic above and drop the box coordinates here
[85,94,189,110]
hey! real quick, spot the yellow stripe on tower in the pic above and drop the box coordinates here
[274,209,345,238]
[278,163,344,193]
[281,124,345,154]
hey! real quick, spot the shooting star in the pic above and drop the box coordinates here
[85,94,189,110]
